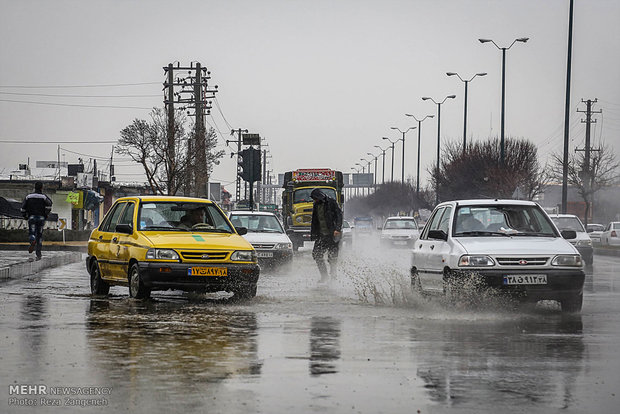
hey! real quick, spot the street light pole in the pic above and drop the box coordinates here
[405,114,434,197]
[446,72,487,151]
[479,37,529,164]
[422,95,456,205]
[390,126,416,183]
[367,152,378,191]
[382,137,397,182]
[374,145,387,184]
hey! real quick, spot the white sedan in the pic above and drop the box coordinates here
[380,216,420,248]
[410,199,585,312]
[601,222,620,246]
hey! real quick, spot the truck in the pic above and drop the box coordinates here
[281,168,344,251]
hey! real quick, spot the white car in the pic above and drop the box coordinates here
[380,216,420,248]
[228,211,293,269]
[410,200,585,312]
[601,222,620,246]
[586,223,605,244]
[548,214,593,265]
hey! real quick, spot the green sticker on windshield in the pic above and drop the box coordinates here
[192,235,205,242]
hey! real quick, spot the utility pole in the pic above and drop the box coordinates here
[575,98,601,226]
[561,0,574,214]
[227,128,248,202]
[163,62,218,197]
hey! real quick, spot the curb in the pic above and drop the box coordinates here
[0,243,87,252]
[0,252,83,281]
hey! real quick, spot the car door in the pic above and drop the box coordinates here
[416,206,445,291]
[108,201,136,281]
[426,205,453,290]
[96,202,127,279]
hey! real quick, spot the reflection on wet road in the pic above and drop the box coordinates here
[1,245,619,413]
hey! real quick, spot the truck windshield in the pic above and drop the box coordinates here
[293,188,337,203]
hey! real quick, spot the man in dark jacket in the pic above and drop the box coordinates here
[21,182,53,260]
[310,188,343,282]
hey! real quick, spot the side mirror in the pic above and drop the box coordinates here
[561,230,577,239]
[236,226,248,236]
[115,223,133,235]
[428,229,448,241]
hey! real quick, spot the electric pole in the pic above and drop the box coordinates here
[575,98,601,226]
[227,128,248,202]
[163,62,218,197]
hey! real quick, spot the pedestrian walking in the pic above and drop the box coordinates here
[21,181,53,260]
[310,188,343,283]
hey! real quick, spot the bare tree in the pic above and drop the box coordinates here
[430,137,546,203]
[549,143,619,225]
[116,108,224,195]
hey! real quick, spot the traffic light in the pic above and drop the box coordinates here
[239,148,261,182]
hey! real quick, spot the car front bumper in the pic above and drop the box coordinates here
[453,268,585,302]
[137,261,259,292]
[255,250,293,267]
[574,245,593,261]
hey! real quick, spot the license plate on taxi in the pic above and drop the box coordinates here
[257,252,273,258]
[188,267,227,276]
[503,274,547,285]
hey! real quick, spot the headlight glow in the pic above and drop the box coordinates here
[231,250,257,262]
[551,254,582,267]
[458,255,495,267]
[145,248,179,260]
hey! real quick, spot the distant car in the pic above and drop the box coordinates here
[341,220,353,248]
[586,223,605,244]
[228,211,293,269]
[353,216,374,236]
[410,200,585,312]
[380,216,420,248]
[548,214,593,265]
[601,222,620,246]
[86,196,259,300]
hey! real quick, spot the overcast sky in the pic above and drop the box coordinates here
[1,0,618,192]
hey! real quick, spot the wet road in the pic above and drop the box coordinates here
[1,243,619,414]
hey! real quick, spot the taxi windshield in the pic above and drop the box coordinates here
[138,202,233,232]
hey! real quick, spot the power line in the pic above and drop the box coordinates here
[213,97,233,130]
[0,98,153,109]
[0,82,160,89]
[0,91,160,98]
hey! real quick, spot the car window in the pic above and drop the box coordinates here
[614,223,620,230]
[100,203,126,233]
[453,205,556,236]
[293,188,337,203]
[384,219,417,229]
[551,216,585,232]
[421,207,445,239]
[118,202,135,226]
[437,207,452,234]
[230,214,284,233]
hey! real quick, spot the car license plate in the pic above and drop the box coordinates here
[187,267,227,276]
[394,241,408,245]
[503,274,547,285]
[257,252,273,258]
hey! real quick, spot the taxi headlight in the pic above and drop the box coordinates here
[458,255,495,267]
[576,239,592,247]
[231,250,257,262]
[551,254,582,267]
[275,242,292,250]
[145,248,179,261]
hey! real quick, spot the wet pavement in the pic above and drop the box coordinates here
[0,241,619,413]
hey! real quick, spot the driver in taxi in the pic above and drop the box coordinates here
[179,207,205,229]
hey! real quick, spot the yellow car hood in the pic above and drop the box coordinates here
[142,231,254,251]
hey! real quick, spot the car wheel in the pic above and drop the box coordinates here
[561,292,583,313]
[129,263,151,299]
[234,284,257,300]
[90,260,110,296]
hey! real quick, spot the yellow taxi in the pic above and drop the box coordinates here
[86,196,259,299]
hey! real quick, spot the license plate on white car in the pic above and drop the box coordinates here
[257,252,273,258]
[503,274,547,285]
[394,241,408,245]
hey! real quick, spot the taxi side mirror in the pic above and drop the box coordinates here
[115,224,133,235]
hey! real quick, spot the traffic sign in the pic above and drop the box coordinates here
[58,218,67,231]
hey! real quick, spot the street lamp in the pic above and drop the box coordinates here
[446,72,487,151]
[405,114,434,197]
[360,158,371,196]
[390,126,416,183]
[351,166,361,197]
[382,136,398,182]
[422,95,456,205]
[479,37,529,164]
[367,152,378,190]
[374,145,388,184]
